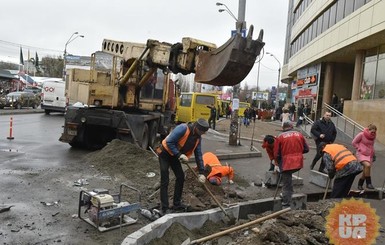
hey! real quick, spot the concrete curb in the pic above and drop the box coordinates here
[121,194,307,245]
[0,109,44,115]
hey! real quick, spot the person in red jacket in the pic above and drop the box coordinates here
[203,152,234,185]
[274,121,309,208]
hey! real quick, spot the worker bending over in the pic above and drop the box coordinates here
[203,152,234,185]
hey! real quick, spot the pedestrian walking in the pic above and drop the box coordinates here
[310,111,337,172]
[157,118,209,214]
[207,104,217,130]
[280,108,290,127]
[274,122,309,207]
[296,104,304,127]
[320,143,363,198]
[352,124,377,190]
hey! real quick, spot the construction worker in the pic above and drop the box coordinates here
[203,152,234,185]
[158,118,209,214]
[262,135,276,171]
[274,121,309,208]
[320,143,363,198]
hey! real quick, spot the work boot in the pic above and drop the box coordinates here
[172,202,190,211]
[366,177,375,189]
[310,161,316,170]
[358,178,365,190]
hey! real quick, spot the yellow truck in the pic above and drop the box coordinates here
[59,30,264,149]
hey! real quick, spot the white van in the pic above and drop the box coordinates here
[41,80,66,114]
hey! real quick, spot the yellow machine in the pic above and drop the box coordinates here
[60,28,264,149]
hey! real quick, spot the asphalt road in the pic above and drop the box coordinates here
[0,113,384,244]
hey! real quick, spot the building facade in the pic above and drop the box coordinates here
[282,0,385,144]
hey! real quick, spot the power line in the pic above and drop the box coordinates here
[0,39,62,53]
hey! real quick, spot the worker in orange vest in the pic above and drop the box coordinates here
[203,152,234,185]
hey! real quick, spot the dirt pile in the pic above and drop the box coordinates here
[85,139,242,210]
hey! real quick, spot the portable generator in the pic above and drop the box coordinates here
[78,184,141,232]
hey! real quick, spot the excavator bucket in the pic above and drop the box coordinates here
[194,26,264,86]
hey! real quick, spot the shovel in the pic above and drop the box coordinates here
[323,177,331,200]
[181,207,291,245]
[183,160,232,220]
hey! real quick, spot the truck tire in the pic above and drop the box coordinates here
[45,109,51,115]
[149,121,158,148]
[140,123,149,150]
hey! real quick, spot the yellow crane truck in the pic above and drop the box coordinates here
[59,27,264,149]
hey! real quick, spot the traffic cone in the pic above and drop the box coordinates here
[7,117,14,140]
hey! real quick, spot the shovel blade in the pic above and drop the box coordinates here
[194,27,264,86]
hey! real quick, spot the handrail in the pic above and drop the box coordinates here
[323,103,364,139]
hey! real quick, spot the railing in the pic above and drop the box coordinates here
[323,103,364,139]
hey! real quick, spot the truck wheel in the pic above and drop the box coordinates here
[149,121,158,148]
[45,110,51,115]
[140,123,149,150]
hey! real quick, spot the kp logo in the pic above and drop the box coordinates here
[326,198,380,245]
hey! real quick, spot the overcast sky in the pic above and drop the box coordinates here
[0,0,288,90]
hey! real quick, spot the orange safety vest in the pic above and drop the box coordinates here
[162,125,199,158]
[323,144,357,170]
[203,152,234,180]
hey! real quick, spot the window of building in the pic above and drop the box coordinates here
[374,58,385,99]
[317,15,323,36]
[329,3,337,27]
[354,0,365,10]
[322,9,330,32]
[336,0,345,22]
[344,0,354,17]
[361,61,376,99]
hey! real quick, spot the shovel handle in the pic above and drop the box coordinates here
[323,177,331,200]
[184,161,228,217]
[189,207,291,244]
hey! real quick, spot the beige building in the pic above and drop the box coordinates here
[282,0,385,144]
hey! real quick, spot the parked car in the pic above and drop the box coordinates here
[5,91,40,109]
[24,86,42,95]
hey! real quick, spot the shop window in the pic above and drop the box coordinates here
[361,61,376,99]
[374,59,385,99]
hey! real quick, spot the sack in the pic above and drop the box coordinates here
[299,116,304,120]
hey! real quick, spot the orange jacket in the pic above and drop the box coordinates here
[203,152,234,180]
[323,144,357,170]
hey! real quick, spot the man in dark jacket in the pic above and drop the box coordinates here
[207,104,217,130]
[320,143,363,197]
[158,118,209,214]
[274,122,309,207]
[310,111,337,172]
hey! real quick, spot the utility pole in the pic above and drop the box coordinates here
[229,0,246,145]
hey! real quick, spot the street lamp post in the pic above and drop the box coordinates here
[216,1,246,146]
[266,52,281,110]
[63,32,84,81]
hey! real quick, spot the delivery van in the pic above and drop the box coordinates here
[41,80,66,114]
[176,92,218,123]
